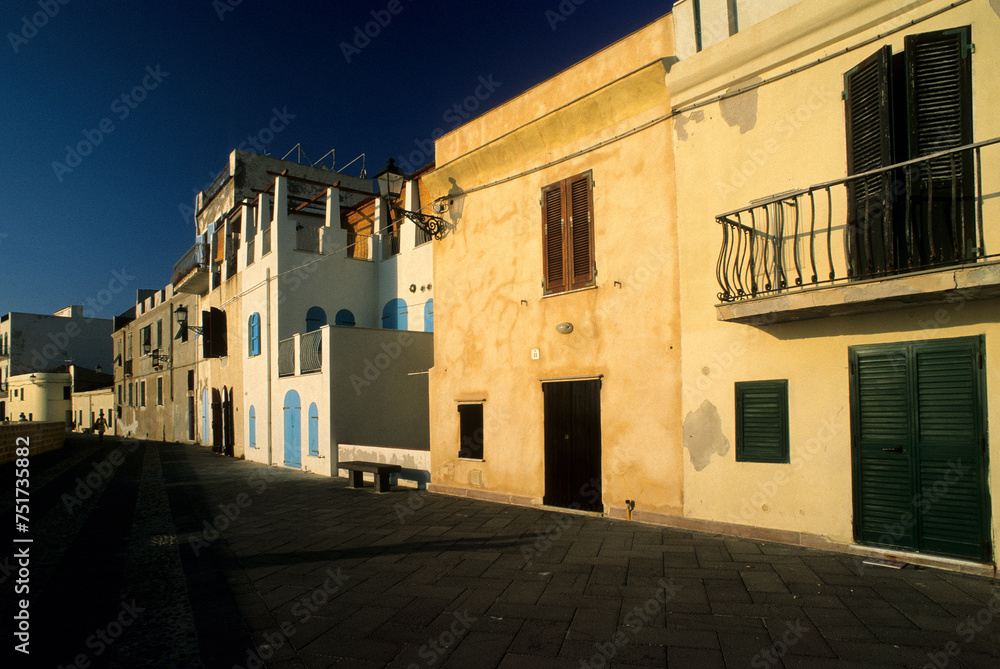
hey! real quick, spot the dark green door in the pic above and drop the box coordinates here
[851,336,990,561]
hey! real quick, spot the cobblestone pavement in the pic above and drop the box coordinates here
[3,435,1000,668]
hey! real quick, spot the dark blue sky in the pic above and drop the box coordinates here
[1,0,673,319]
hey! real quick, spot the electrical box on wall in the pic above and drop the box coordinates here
[531,348,540,360]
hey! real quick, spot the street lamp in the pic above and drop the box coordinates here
[374,159,447,240]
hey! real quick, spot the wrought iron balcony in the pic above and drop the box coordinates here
[716,138,999,308]
[172,243,210,295]
[278,337,295,377]
[300,331,322,373]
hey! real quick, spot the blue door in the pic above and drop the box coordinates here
[248,406,256,449]
[202,388,210,444]
[283,390,301,468]
[424,299,434,332]
[382,298,408,330]
[308,403,319,456]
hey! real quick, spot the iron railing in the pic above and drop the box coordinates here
[716,138,999,302]
[171,243,208,286]
[300,331,322,373]
[278,338,295,377]
[296,224,321,253]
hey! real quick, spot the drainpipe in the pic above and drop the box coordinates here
[265,265,272,466]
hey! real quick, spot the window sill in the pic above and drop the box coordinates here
[540,284,598,300]
[457,457,485,462]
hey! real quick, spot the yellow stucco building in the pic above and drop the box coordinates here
[427,0,1000,572]
[425,15,683,517]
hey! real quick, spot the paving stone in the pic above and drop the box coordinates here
[13,437,1000,668]
[666,645,726,668]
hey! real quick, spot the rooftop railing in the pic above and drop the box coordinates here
[716,138,999,303]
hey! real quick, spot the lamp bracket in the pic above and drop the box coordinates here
[391,203,446,240]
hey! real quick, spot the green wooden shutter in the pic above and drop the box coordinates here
[851,345,916,549]
[568,173,595,290]
[904,27,972,170]
[913,338,987,559]
[844,45,894,278]
[904,27,975,262]
[851,337,989,560]
[542,184,566,294]
[735,380,789,463]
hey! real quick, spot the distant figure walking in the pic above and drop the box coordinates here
[94,410,108,444]
[18,412,27,421]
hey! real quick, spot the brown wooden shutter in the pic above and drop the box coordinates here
[542,185,566,294]
[568,173,595,290]
[844,46,893,277]
[214,227,225,262]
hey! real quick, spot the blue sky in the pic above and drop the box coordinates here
[1,0,674,319]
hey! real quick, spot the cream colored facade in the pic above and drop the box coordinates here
[72,386,115,433]
[8,371,72,424]
[426,16,682,515]
[669,0,1000,568]
[426,0,1000,571]
[113,286,199,442]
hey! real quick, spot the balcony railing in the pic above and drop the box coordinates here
[300,331,322,373]
[278,338,295,377]
[716,138,999,303]
[171,243,209,292]
[295,224,321,253]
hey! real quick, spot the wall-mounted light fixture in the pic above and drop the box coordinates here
[29,374,38,384]
[555,322,574,334]
[375,159,446,241]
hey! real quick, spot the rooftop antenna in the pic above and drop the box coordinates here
[281,143,311,165]
[312,149,336,170]
[337,153,367,179]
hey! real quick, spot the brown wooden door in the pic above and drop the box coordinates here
[211,388,223,453]
[543,380,602,511]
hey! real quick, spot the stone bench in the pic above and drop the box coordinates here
[339,461,402,493]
